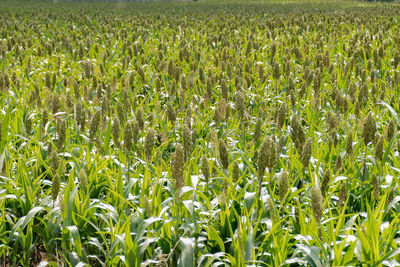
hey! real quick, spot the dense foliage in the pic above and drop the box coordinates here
[1,0,400,265]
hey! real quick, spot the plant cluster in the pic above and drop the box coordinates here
[1,0,400,266]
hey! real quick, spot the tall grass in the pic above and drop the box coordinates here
[0,0,400,265]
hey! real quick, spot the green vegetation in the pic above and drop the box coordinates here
[1,0,400,265]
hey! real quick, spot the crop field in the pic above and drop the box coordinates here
[2,0,400,265]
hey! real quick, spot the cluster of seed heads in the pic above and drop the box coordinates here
[257,137,276,196]
[171,144,185,192]
[290,114,306,153]
[279,172,289,202]
[3,5,400,262]
[362,112,376,145]
[310,187,323,222]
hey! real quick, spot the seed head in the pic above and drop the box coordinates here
[326,111,337,132]
[253,118,262,143]
[213,108,221,125]
[3,72,9,89]
[186,106,192,128]
[320,169,331,195]
[290,114,306,153]
[144,128,154,160]
[179,89,185,110]
[112,117,120,148]
[57,119,66,150]
[375,134,384,162]
[268,197,276,223]
[132,122,139,145]
[143,195,151,217]
[183,124,192,161]
[79,168,88,192]
[313,71,321,95]
[45,72,51,89]
[25,114,32,135]
[137,107,145,130]
[232,160,240,183]
[258,137,276,184]
[387,186,395,206]
[336,154,342,173]
[166,102,176,123]
[362,112,376,145]
[218,99,227,119]
[75,100,83,129]
[235,91,245,118]
[221,79,228,100]
[372,175,379,200]
[338,182,347,209]
[138,66,145,81]
[359,83,368,103]
[386,119,395,141]
[51,93,59,114]
[310,187,323,222]
[301,137,312,169]
[124,122,133,152]
[277,102,287,129]
[271,42,277,59]
[279,172,289,202]
[219,139,229,169]
[346,133,353,156]
[50,150,58,174]
[273,62,280,80]
[221,177,228,206]
[42,109,48,128]
[168,59,174,77]
[171,144,185,191]
[52,174,60,202]
[89,110,101,142]
[201,154,210,184]
[206,78,212,101]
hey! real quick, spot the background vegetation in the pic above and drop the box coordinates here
[1,0,400,265]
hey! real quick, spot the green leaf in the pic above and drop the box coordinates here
[385,196,400,213]
[103,119,112,155]
[244,192,256,213]
[0,108,9,152]
[66,187,78,226]
[205,226,225,252]
[305,247,323,267]
[377,248,400,265]
[244,226,253,262]
[66,226,83,259]
[380,102,400,127]
[382,135,396,166]
[125,223,138,267]
[8,206,44,243]
[180,237,194,267]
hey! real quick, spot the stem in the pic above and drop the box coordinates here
[126,151,130,182]
[258,172,263,204]
[268,170,272,195]
[318,222,322,241]
[362,141,367,183]
[165,229,189,264]
[176,193,181,227]
[362,157,366,183]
